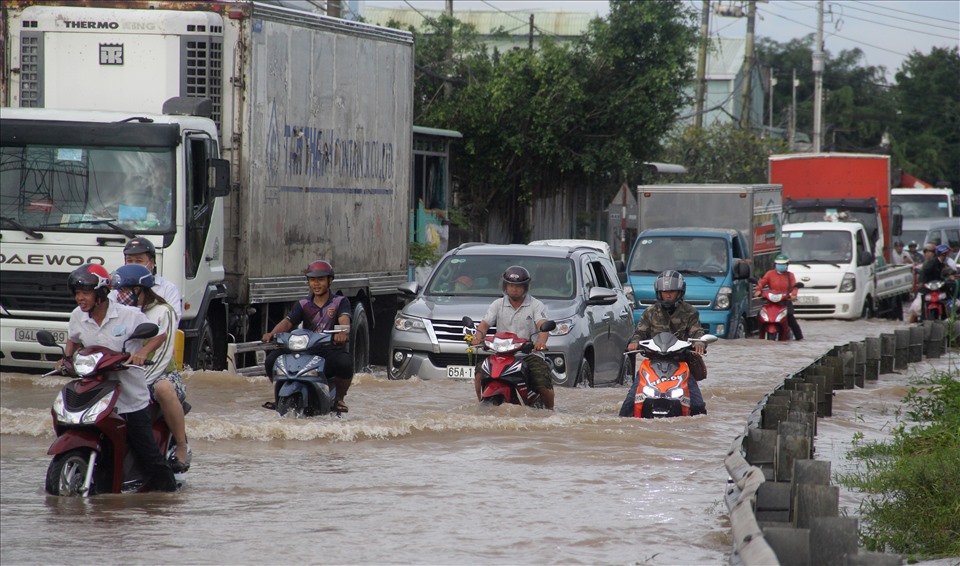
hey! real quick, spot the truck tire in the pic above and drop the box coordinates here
[350,303,370,373]
[730,316,746,339]
[861,296,875,319]
[189,317,225,372]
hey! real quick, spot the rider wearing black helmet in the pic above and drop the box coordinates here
[619,270,708,416]
[470,266,555,409]
[116,237,182,319]
[60,264,177,491]
[262,260,354,413]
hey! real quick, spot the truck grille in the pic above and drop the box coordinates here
[1,271,75,313]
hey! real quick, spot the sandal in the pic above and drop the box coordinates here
[333,400,349,414]
[170,457,190,473]
[262,401,276,410]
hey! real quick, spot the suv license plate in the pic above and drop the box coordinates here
[446,366,474,380]
[794,295,819,305]
[15,328,67,344]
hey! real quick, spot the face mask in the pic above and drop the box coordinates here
[775,264,788,273]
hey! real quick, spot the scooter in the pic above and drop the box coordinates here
[462,317,556,407]
[919,279,958,321]
[37,324,188,496]
[758,288,794,341]
[270,328,342,417]
[624,332,718,418]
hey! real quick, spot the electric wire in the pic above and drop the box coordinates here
[838,2,959,31]
[857,0,959,25]
[756,6,910,58]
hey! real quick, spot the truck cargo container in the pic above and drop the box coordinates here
[1,1,414,373]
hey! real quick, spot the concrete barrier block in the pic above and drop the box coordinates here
[776,434,810,482]
[763,526,811,566]
[795,484,840,529]
[908,325,924,362]
[809,516,858,566]
[845,551,903,565]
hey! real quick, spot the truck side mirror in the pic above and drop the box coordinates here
[891,212,903,236]
[615,260,627,284]
[733,261,751,280]
[209,159,231,198]
[858,250,875,266]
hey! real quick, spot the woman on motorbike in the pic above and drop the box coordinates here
[754,254,803,340]
[619,270,708,417]
[111,264,191,472]
[262,260,354,413]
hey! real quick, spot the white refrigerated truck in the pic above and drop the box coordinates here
[1,1,414,373]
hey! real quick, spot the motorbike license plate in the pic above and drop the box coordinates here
[15,328,66,344]
[446,365,475,380]
[794,295,819,305]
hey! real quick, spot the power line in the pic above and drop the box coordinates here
[829,6,960,41]
[757,6,911,58]
[838,2,960,31]
[478,0,561,38]
[857,0,960,25]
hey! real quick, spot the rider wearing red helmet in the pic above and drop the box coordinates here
[60,264,177,491]
[262,260,354,413]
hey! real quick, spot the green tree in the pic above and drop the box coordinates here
[889,46,960,189]
[657,123,787,183]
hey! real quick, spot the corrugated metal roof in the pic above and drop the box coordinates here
[363,7,595,37]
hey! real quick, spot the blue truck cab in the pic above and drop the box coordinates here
[624,184,784,338]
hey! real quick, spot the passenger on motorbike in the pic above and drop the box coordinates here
[619,270,708,417]
[112,264,191,472]
[754,254,804,340]
[113,237,182,320]
[58,264,177,491]
[470,266,555,410]
[910,243,945,322]
[262,260,354,413]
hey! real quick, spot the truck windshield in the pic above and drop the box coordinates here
[0,144,175,233]
[783,231,853,263]
[891,194,950,218]
[426,256,575,300]
[629,236,728,275]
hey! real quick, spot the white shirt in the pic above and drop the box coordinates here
[153,274,182,319]
[67,300,152,413]
[142,301,178,385]
[482,294,548,338]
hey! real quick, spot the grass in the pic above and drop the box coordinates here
[836,367,960,561]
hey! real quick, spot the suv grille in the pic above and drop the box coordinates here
[1,271,75,313]
[429,353,488,367]
[431,319,488,342]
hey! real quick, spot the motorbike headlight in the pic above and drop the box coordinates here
[839,272,856,293]
[490,337,517,352]
[768,293,783,302]
[287,334,310,351]
[394,314,427,332]
[641,385,658,398]
[82,395,114,424]
[668,388,684,399]
[926,280,944,291]
[715,287,732,310]
[73,352,103,377]
[760,310,770,322]
[549,318,575,336]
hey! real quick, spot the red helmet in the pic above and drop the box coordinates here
[304,260,335,279]
[68,264,112,302]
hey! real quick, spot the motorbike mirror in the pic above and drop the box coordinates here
[695,334,719,345]
[130,323,160,340]
[521,342,535,354]
[462,316,475,327]
[36,330,63,349]
[794,281,805,288]
[539,320,557,333]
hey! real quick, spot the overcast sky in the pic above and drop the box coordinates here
[361,1,960,80]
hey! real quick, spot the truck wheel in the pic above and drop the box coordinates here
[350,303,370,373]
[730,316,746,339]
[861,297,875,319]
[190,319,224,371]
[574,359,594,388]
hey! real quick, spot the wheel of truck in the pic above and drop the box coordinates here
[861,296,875,319]
[574,359,594,388]
[350,303,370,373]
[730,316,746,339]
[190,321,219,371]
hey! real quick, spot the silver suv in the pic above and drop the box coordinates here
[388,243,635,386]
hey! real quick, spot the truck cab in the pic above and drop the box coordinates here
[626,228,753,338]
[781,221,876,319]
[892,188,956,219]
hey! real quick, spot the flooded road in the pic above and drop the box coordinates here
[1,318,947,565]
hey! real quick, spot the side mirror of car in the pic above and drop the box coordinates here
[398,281,419,297]
[857,250,875,267]
[586,287,618,306]
[794,282,805,289]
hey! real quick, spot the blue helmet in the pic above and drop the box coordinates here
[111,264,155,290]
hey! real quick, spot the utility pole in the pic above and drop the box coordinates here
[444,0,454,99]
[768,70,777,131]
[528,14,534,49]
[790,69,798,148]
[738,1,756,130]
[812,0,824,152]
[694,0,710,129]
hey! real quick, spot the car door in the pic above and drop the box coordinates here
[582,255,633,384]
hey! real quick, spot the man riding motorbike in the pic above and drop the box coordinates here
[619,270,708,416]
[754,254,803,341]
[470,266,555,410]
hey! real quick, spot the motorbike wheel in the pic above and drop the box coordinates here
[277,395,304,417]
[766,331,778,341]
[574,359,594,388]
[46,448,92,496]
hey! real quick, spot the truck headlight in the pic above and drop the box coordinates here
[714,286,732,310]
[839,272,856,293]
[394,314,427,332]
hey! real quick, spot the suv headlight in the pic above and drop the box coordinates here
[394,314,427,332]
[714,286,732,310]
[549,318,575,336]
[839,272,856,293]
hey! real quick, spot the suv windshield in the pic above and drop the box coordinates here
[628,236,728,275]
[783,230,853,263]
[0,144,175,233]
[426,255,576,300]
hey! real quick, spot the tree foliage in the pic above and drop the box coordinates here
[657,123,786,184]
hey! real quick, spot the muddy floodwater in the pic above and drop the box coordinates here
[2,318,953,565]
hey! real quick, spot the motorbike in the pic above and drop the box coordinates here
[270,328,343,417]
[37,324,189,496]
[919,279,958,321]
[462,317,557,408]
[624,332,718,418]
[757,284,804,341]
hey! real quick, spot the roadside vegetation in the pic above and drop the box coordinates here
[836,367,960,561]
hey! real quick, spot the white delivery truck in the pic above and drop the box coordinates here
[781,221,912,320]
[1,1,414,373]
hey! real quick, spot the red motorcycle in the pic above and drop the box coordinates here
[757,288,795,341]
[37,324,187,496]
[463,317,556,407]
[919,279,958,321]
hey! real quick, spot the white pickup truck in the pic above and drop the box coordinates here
[782,221,912,320]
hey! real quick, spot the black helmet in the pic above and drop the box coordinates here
[304,260,335,279]
[68,264,112,303]
[123,237,157,259]
[502,265,531,291]
[654,269,686,311]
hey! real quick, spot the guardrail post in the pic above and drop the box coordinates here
[879,333,896,374]
[850,341,866,388]
[808,516,858,566]
[894,329,911,370]
[762,527,810,566]
[924,321,946,359]
[841,349,856,389]
[864,336,881,380]
[908,325,924,362]
[746,428,778,481]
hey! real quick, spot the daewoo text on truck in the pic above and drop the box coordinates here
[1,1,414,373]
